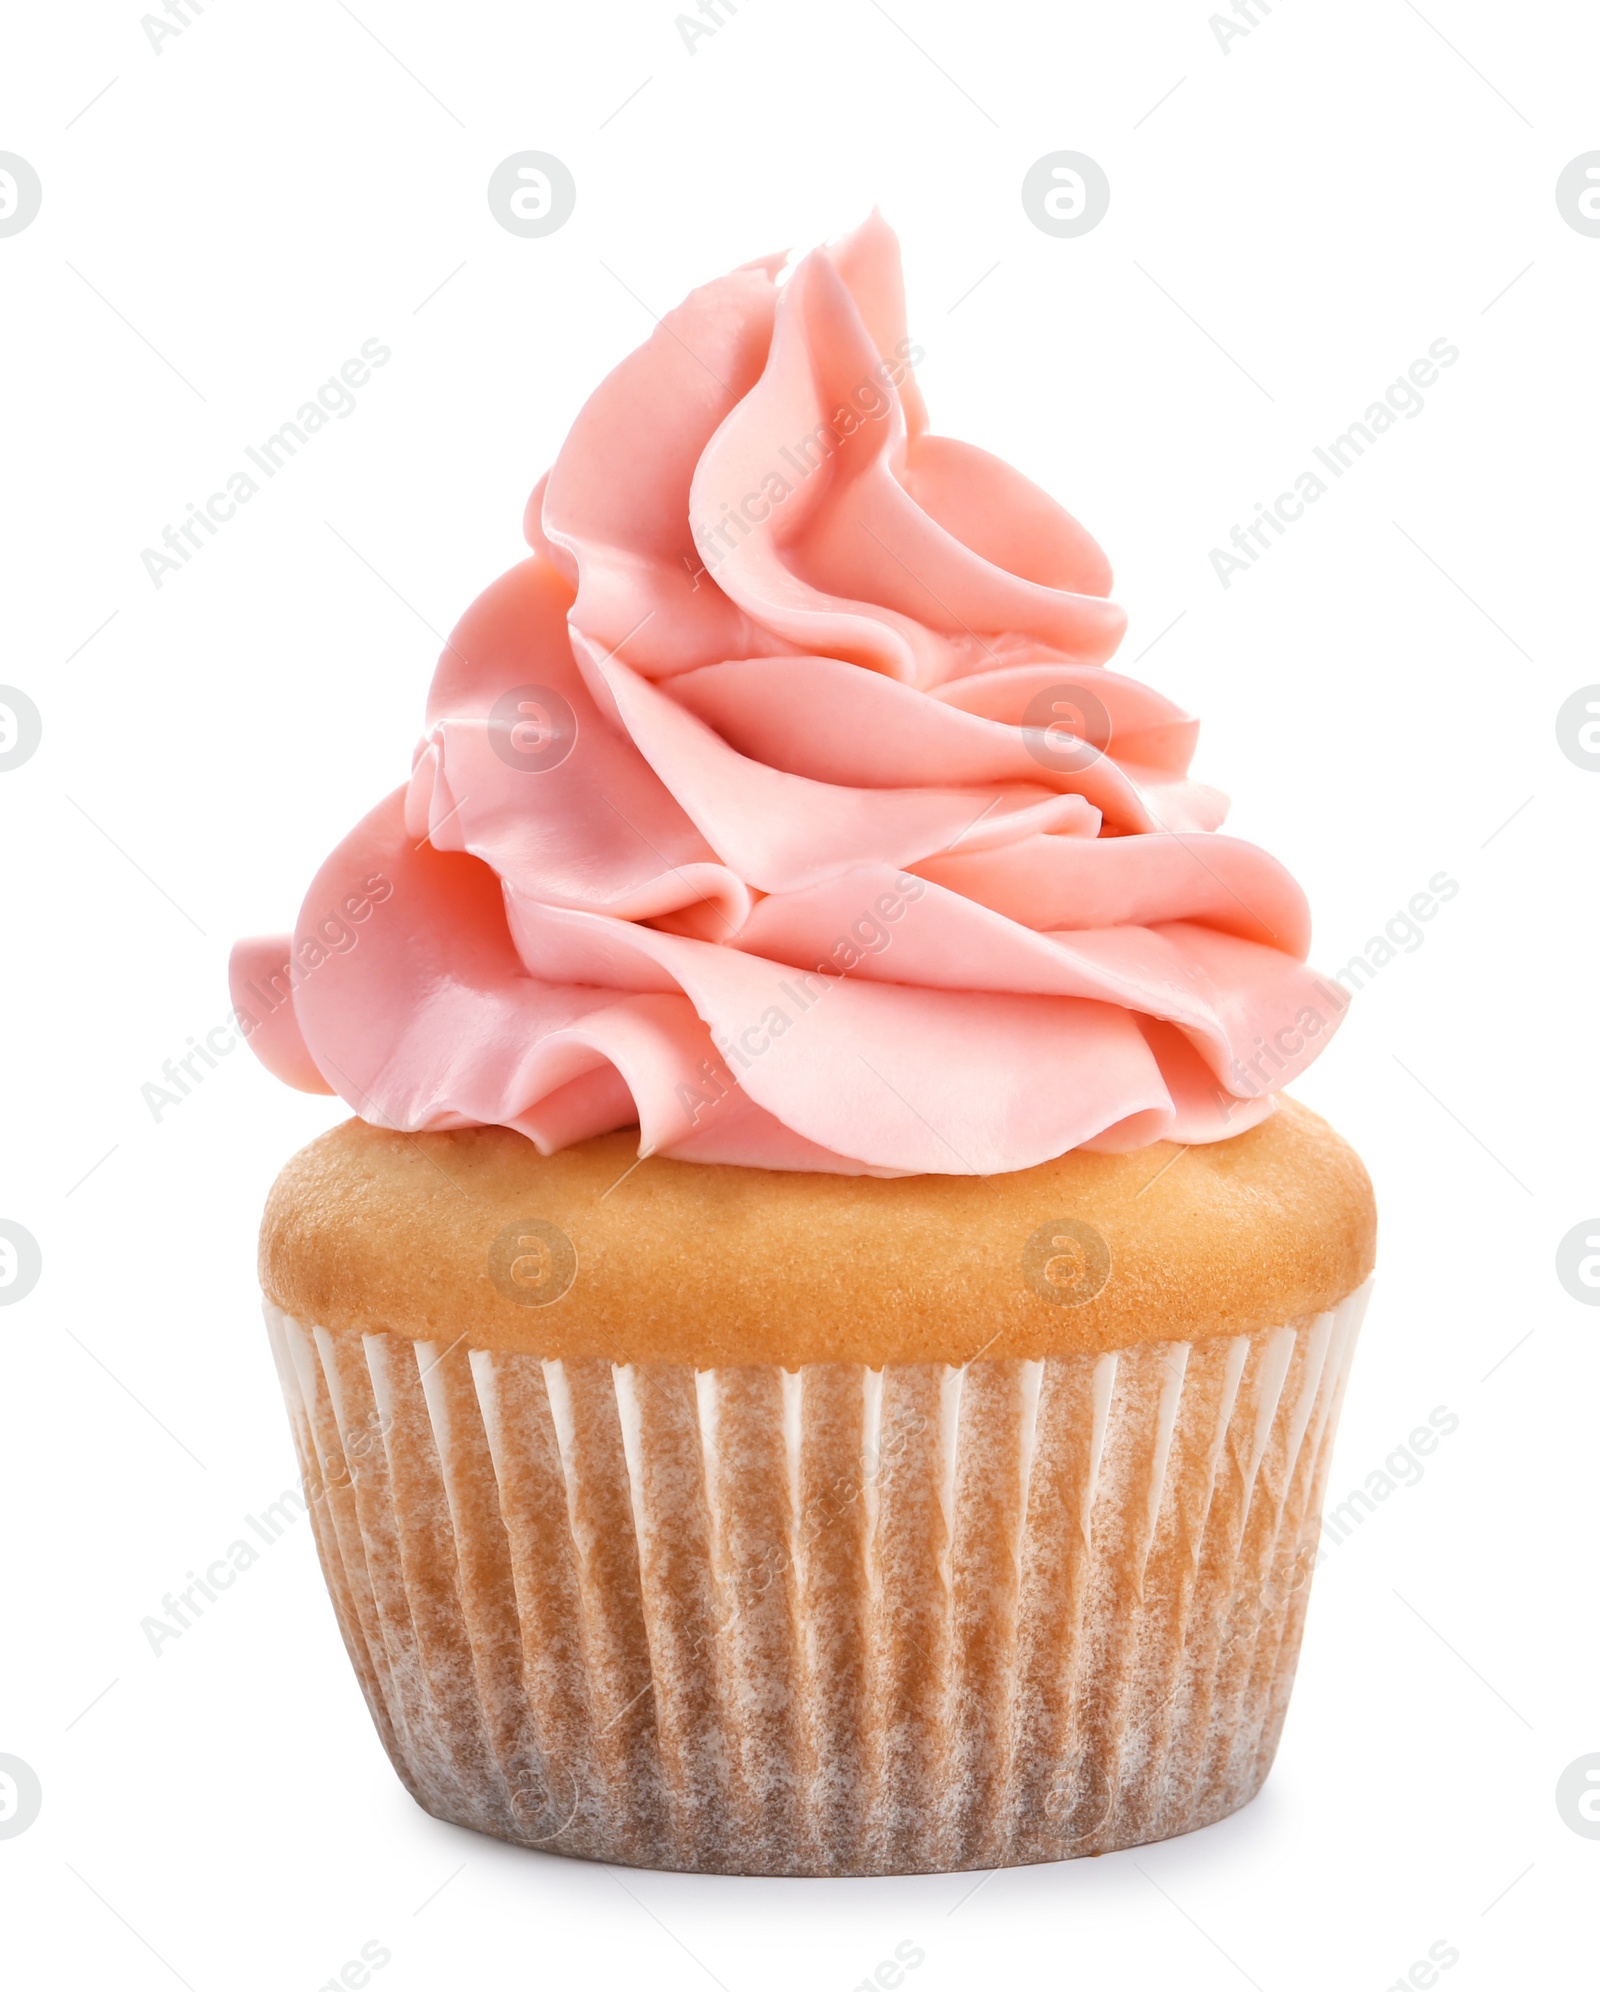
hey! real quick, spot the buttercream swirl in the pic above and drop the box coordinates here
[231,215,1342,1175]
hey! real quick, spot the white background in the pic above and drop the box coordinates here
[3,1,1597,1986]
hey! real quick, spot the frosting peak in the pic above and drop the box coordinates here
[231,216,1343,1175]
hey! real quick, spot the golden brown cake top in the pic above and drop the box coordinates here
[259,1097,1374,1366]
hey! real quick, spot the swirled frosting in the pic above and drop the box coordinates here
[231,215,1343,1176]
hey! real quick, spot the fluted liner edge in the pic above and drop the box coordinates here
[264,1282,1370,1875]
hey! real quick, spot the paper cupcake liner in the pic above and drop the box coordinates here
[264,1280,1370,1876]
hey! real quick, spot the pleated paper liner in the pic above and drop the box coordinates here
[265,1280,1370,1877]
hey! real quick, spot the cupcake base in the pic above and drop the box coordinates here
[265,1280,1369,1876]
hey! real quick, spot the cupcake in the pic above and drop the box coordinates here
[232,215,1375,1876]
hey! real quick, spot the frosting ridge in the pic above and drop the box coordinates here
[231,216,1343,1175]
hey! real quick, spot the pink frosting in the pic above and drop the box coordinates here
[231,216,1344,1176]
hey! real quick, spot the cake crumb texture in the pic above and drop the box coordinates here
[260,1097,1375,1365]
